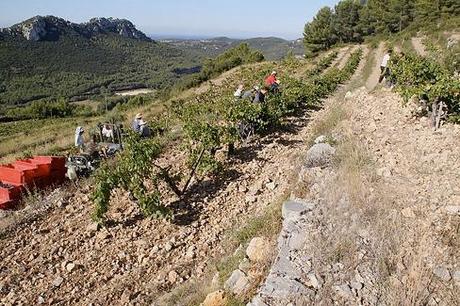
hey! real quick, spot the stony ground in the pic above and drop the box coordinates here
[247,88,460,305]
[0,81,328,305]
[1,40,459,306]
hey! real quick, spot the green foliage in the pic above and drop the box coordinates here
[91,132,171,224]
[303,0,458,54]
[172,49,362,176]
[389,53,460,117]
[176,43,265,90]
[89,46,363,223]
[303,7,336,56]
[5,98,91,120]
[305,51,339,77]
[0,34,198,106]
[169,37,305,61]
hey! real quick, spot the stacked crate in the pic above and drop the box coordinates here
[0,156,66,209]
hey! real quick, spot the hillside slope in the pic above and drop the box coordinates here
[248,41,459,305]
[0,16,199,106]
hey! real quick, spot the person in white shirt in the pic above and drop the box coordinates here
[74,126,85,151]
[379,50,393,83]
[233,84,244,98]
[101,124,114,141]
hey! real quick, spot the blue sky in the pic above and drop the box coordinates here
[0,0,339,39]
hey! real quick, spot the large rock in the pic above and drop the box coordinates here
[200,290,227,306]
[305,143,336,168]
[246,237,271,262]
[224,269,251,296]
[282,200,314,222]
[433,267,451,281]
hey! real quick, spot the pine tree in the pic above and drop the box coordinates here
[440,0,460,16]
[387,0,415,32]
[303,7,336,56]
[333,0,363,43]
[415,0,441,24]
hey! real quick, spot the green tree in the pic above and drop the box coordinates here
[415,0,441,23]
[332,0,363,43]
[303,7,336,56]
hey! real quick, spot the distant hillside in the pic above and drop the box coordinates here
[162,36,304,60]
[0,16,199,106]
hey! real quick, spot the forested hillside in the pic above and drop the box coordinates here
[303,0,460,55]
[0,16,200,107]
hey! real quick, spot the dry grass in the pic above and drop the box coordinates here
[307,102,348,146]
[304,93,459,305]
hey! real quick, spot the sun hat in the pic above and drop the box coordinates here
[135,113,143,119]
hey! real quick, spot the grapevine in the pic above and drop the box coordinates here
[389,53,460,128]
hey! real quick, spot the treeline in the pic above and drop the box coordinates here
[303,0,460,55]
[4,99,93,120]
[176,43,265,90]
[3,94,151,121]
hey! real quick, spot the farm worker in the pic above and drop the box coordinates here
[102,124,114,141]
[378,50,392,83]
[132,113,143,132]
[265,71,280,92]
[253,87,268,104]
[74,126,84,151]
[234,84,244,98]
[242,86,258,100]
[139,120,151,138]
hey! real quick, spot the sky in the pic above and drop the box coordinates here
[0,0,340,39]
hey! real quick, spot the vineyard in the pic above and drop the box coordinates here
[91,49,363,224]
[389,52,460,128]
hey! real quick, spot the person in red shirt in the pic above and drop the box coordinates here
[265,71,280,92]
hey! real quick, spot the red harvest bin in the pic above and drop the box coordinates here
[0,199,15,210]
[34,156,66,171]
[11,162,41,186]
[0,182,23,209]
[16,159,52,177]
[0,164,31,185]
[0,156,67,210]
[0,183,23,202]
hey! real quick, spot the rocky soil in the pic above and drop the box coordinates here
[1,39,458,306]
[0,103,316,304]
[246,85,460,305]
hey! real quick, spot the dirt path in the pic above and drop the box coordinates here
[331,46,351,69]
[365,42,385,91]
[252,81,460,304]
[337,45,358,70]
[411,37,427,56]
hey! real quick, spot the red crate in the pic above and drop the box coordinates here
[0,199,16,210]
[11,163,40,186]
[50,168,67,185]
[34,156,66,171]
[16,159,52,177]
[0,182,23,202]
[0,164,27,185]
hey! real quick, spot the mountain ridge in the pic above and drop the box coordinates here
[0,15,149,42]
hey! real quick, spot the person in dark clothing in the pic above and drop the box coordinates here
[253,87,268,104]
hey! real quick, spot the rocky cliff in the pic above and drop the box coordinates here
[0,15,150,41]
